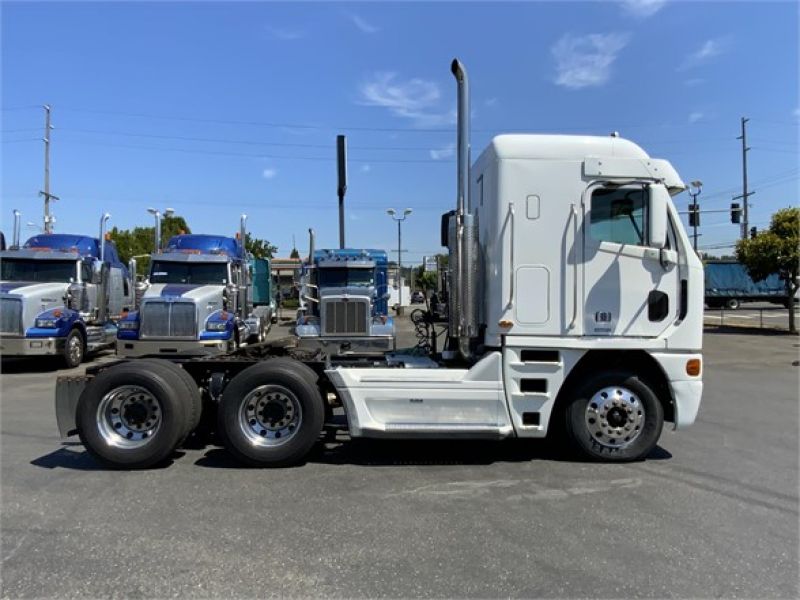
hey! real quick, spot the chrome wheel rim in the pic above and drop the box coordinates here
[585,386,644,449]
[67,334,83,365]
[238,384,302,447]
[97,385,161,448]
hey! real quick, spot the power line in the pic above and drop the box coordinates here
[56,127,441,152]
[57,139,454,163]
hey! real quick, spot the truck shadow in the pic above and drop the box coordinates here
[30,445,183,471]
[1,350,115,374]
[194,437,672,469]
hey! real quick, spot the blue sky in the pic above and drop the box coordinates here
[2,0,798,260]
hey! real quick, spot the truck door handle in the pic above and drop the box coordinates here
[569,203,578,330]
[507,202,515,309]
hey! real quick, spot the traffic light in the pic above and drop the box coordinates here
[688,203,700,227]
[750,226,758,239]
[731,202,741,224]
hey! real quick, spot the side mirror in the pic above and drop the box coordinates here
[91,260,104,284]
[648,184,669,249]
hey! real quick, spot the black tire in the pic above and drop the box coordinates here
[76,361,191,469]
[63,328,85,369]
[218,358,324,467]
[725,298,741,310]
[137,359,202,438]
[564,371,664,462]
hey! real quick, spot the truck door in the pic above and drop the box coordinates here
[582,183,680,337]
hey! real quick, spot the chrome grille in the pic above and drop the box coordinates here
[170,303,196,337]
[140,301,196,339]
[323,299,368,336]
[0,298,23,336]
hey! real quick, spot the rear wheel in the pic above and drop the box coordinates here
[76,362,191,468]
[218,358,324,467]
[725,298,741,310]
[137,359,203,438]
[63,328,85,369]
[564,371,664,462]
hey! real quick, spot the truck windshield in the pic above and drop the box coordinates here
[150,261,228,285]
[0,258,77,283]
[318,267,375,288]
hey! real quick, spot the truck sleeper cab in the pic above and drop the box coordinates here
[1,231,133,367]
[54,59,702,469]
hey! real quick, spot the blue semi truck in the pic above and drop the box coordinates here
[296,232,394,355]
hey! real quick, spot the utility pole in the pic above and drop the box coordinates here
[39,104,58,233]
[735,117,754,240]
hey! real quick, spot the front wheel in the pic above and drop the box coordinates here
[564,371,664,462]
[218,358,324,467]
[725,298,741,310]
[63,328,85,369]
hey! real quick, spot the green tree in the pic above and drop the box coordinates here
[736,207,799,333]
[245,233,277,259]
[109,215,191,277]
[290,247,300,259]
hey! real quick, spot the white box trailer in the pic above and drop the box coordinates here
[54,59,703,469]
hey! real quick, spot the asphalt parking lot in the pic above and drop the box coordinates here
[1,319,798,598]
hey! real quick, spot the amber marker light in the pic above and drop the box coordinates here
[686,359,701,377]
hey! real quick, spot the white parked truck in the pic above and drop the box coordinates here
[55,59,703,468]
[1,213,134,367]
[116,215,275,357]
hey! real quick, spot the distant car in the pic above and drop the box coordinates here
[411,291,425,304]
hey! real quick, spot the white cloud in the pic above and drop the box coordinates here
[688,111,704,124]
[678,37,730,71]
[265,26,304,41]
[485,97,498,107]
[684,78,705,87]
[262,168,277,179]
[620,0,667,18]
[350,13,379,34]
[361,164,371,173]
[551,32,630,90]
[793,107,800,120]
[430,143,455,160]
[358,72,456,128]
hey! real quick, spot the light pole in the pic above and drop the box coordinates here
[146,207,174,253]
[687,180,702,253]
[387,208,412,309]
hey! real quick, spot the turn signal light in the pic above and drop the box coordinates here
[686,359,701,377]
[498,320,513,329]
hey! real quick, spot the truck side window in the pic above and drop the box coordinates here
[589,187,648,246]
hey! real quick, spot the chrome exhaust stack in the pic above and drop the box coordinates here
[240,214,248,257]
[99,213,111,263]
[450,59,479,360]
[308,228,315,265]
[12,209,21,248]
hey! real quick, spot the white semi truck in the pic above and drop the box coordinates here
[116,215,275,357]
[1,213,134,367]
[55,59,704,468]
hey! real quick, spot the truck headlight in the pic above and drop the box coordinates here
[118,320,139,330]
[206,321,228,331]
[35,318,59,328]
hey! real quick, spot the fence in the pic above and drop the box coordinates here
[704,305,798,332]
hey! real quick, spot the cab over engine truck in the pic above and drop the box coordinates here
[55,59,704,469]
[116,216,274,357]
[1,213,133,367]
[295,232,394,355]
